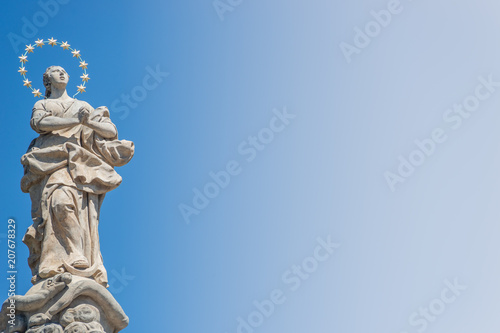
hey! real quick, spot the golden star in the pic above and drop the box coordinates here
[19,55,28,63]
[77,85,86,93]
[61,41,70,50]
[72,50,81,58]
[25,44,35,53]
[32,89,42,97]
[18,67,27,75]
[80,73,90,82]
[35,39,44,47]
[79,61,88,69]
[23,79,32,87]
[48,38,57,46]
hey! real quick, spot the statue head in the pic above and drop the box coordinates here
[43,66,70,98]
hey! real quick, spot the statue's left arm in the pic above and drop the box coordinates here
[79,105,133,168]
[80,105,117,139]
[83,118,116,139]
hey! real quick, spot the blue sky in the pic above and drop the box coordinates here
[2,0,500,332]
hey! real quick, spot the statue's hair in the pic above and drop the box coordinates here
[43,66,57,98]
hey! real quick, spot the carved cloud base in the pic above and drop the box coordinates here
[0,274,128,333]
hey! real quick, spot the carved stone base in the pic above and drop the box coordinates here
[0,274,128,333]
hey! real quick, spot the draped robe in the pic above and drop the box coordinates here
[21,98,134,287]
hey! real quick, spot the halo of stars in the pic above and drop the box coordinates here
[18,38,90,98]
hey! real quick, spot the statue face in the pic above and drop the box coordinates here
[48,66,69,87]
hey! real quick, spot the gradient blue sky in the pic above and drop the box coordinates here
[1,0,500,332]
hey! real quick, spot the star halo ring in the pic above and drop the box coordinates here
[18,38,90,98]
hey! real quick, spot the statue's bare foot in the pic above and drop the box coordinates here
[71,258,89,269]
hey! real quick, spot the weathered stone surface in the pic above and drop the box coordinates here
[1,274,128,333]
[0,66,133,333]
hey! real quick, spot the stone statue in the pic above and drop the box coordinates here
[0,65,134,333]
[21,66,134,286]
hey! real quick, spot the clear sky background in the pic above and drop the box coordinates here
[2,0,500,332]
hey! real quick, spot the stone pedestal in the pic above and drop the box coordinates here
[0,274,128,333]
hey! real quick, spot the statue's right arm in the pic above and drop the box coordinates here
[36,117,80,132]
[31,101,80,133]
